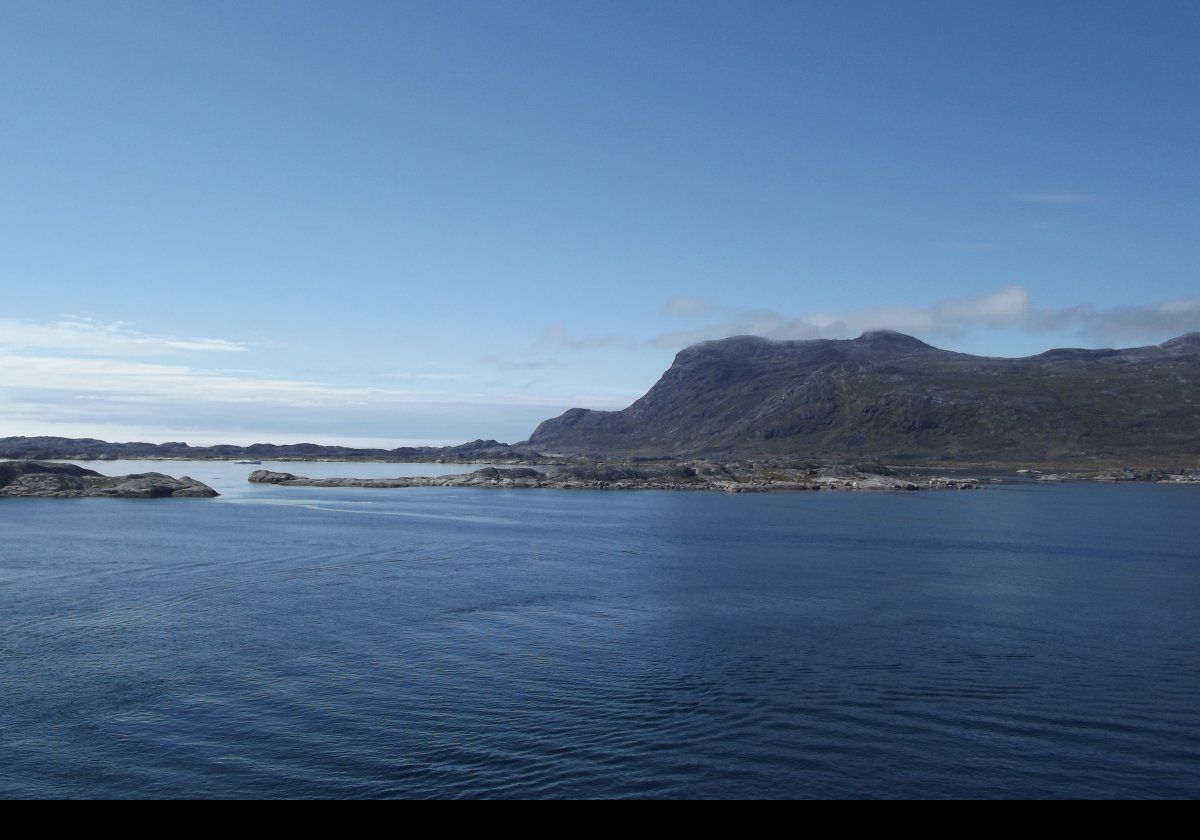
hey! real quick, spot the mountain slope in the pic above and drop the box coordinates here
[524,331,1200,462]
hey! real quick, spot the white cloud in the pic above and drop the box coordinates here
[0,354,629,409]
[1066,296,1200,343]
[933,285,1030,327]
[0,318,247,356]
[0,345,637,445]
[0,412,462,450]
[651,286,1200,349]
[0,312,656,445]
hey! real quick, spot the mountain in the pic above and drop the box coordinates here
[524,331,1200,463]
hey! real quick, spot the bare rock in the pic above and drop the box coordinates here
[0,462,218,499]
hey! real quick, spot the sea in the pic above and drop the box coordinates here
[1,460,1197,799]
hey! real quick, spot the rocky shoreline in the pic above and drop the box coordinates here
[0,462,219,499]
[1029,468,1200,484]
[250,462,985,493]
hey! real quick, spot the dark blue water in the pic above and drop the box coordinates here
[2,463,1198,799]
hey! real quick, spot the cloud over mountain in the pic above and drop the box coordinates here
[652,287,1200,350]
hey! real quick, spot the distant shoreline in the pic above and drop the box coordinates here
[36,454,1200,475]
[248,464,1200,493]
[3,457,1196,499]
[2,435,1196,475]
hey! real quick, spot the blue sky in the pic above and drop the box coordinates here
[1,0,1197,445]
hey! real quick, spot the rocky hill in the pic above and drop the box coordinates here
[524,331,1200,463]
[0,461,218,498]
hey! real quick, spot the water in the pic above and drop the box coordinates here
[1,462,1198,799]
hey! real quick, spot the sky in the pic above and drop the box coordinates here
[1,0,1197,446]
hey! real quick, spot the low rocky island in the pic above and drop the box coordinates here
[1031,468,1200,484]
[250,461,983,492]
[0,461,219,499]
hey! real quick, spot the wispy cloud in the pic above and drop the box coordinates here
[478,354,561,372]
[1001,191,1097,205]
[650,287,1200,350]
[650,286,1030,348]
[0,351,633,445]
[535,324,633,351]
[0,317,248,356]
[0,354,624,409]
[660,295,714,318]
[1023,295,1200,343]
[0,317,629,444]
[376,371,466,382]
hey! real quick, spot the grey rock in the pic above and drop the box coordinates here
[0,461,219,499]
[248,463,980,493]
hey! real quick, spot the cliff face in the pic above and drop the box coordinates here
[525,331,1200,462]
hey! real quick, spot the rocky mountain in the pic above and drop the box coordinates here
[524,331,1200,463]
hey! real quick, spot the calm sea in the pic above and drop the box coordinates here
[1,461,1197,799]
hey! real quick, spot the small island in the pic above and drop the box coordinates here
[0,461,219,499]
[250,461,983,492]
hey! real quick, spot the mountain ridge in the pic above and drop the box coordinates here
[523,332,1200,462]
[4,332,1197,466]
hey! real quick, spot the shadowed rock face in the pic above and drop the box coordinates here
[524,331,1200,462]
[0,462,219,498]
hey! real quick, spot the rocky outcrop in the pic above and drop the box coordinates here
[524,331,1200,462]
[1036,468,1200,484]
[249,467,547,489]
[249,463,982,492]
[0,461,219,498]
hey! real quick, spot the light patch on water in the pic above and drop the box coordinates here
[227,496,521,525]
[222,497,382,507]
